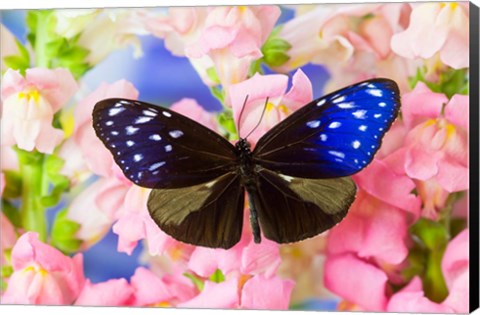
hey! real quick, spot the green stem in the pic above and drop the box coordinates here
[19,152,47,241]
[35,11,51,68]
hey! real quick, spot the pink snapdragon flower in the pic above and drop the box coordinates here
[228,69,312,145]
[390,83,468,218]
[387,229,469,313]
[75,279,134,306]
[1,68,77,153]
[146,6,280,87]
[2,232,85,305]
[391,3,469,69]
[170,98,219,131]
[74,80,138,177]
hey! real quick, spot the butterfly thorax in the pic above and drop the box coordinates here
[235,138,256,187]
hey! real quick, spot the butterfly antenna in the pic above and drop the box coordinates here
[237,94,249,136]
[244,97,269,140]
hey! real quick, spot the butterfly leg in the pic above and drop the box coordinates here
[246,186,262,244]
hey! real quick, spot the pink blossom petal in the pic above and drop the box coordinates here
[327,191,409,264]
[241,238,281,278]
[130,267,173,306]
[435,159,469,192]
[401,82,446,129]
[282,69,313,112]
[405,146,441,181]
[75,279,134,306]
[178,277,240,309]
[442,268,469,313]
[112,213,146,255]
[441,229,469,288]
[354,159,421,214]
[445,94,469,130]
[391,3,448,60]
[170,98,218,131]
[25,68,78,111]
[241,274,294,310]
[1,69,26,98]
[324,253,388,311]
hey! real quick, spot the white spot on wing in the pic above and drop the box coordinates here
[134,154,143,162]
[320,134,328,141]
[333,96,346,104]
[329,122,341,129]
[352,140,361,149]
[109,107,125,116]
[149,161,166,171]
[338,102,355,109]
[378,102,387,107]
[329,150,345,159]
[352,110,367,119]
[135,116,153,124]
[111,131,119,136]
[280,174,294,182]
[367,89,383,97]
[306,120,321,128]
[150,134,161,141]
[126,126,139,135]
[126,140,135,147]
[143,110,157,117]
[359,125,367,131]
[165,145,172,152]
[106,121,114,126]
[317,99,326,107]
[169,130,184,138]
[374,113,382,118]
[162,111,172,118]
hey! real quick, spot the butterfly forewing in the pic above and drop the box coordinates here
[253,79,400,178]
[93,98,237,188]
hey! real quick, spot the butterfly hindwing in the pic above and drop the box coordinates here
[251,169,356,243]
[148,173,245,249]
[253,79,400,178]
[93,98,237,189]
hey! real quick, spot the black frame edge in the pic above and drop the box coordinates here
[470,1,480,314]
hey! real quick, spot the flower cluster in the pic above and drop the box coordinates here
[0,3,470,312]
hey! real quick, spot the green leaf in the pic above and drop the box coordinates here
[216,109,238,141]
[263,50,290,68]
[2,170,22,199]
[210,86,225,104]
[3,56,29,74]
[209,269,225,283]
[410,218,449,251]
[40,154,70,207]
[1,200,21,228]
[50,208,82,254]
[1,265,13,279]
[206,67,220,85]
[183,272,205,291]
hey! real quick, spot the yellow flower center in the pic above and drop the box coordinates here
[266,102,289,115]
[18,89,41,103]
[24,265,48,276]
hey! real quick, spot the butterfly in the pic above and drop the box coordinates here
[92,78,400,249]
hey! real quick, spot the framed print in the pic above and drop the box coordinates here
[1,1,479,313]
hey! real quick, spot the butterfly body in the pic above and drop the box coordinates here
[93,78,401,249]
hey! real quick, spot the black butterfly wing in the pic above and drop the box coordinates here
[251,169,356,243]
[93,98,237,189]
[253,78,401,178]
[148,173,244,249]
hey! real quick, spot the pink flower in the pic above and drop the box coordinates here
[387,229,469,313]
[67,177,128,247]
[241,274,294,310]
[170,98,219,131]
[2,232,85,305]
[327,190,410,265]
[324,253,389,311]
[228,69,312,145]
[75,279,133,306]
[147,6,280,87]
[74,80,138,177]
[1,68,77,153]
[391,3,469,69]
[0,213,16,269]
[179,276,240,309]
[392,83,468,217]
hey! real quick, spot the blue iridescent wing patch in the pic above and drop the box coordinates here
[253,78,401,178]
